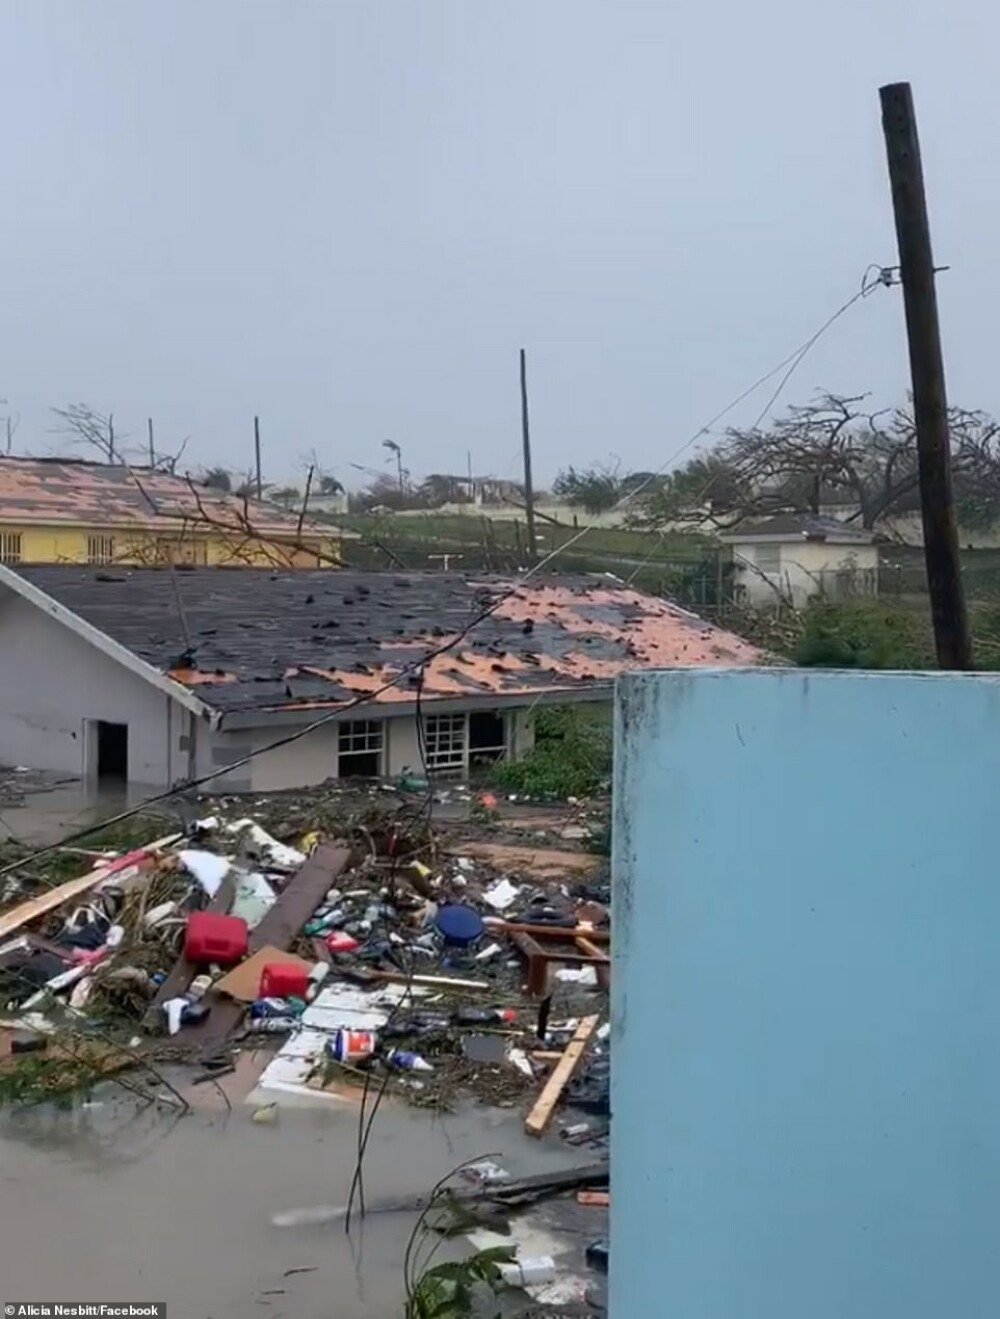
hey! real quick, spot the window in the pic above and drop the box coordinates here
[86,535,116,565]
[0,532,22,564]
[425,713,467,774]
[337,720,384,778]
[755,544,781,575]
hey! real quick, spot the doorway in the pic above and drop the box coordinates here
[469,710,507,770]
[95,721,128,783]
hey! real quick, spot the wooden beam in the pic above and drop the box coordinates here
[0,835,181,941]
[525,1014,599,1137]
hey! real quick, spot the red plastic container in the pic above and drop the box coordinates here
[184,911,248,967]
[259,963,310,999]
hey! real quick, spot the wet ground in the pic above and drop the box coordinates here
[0,1092,585,1317]
[0,774,608,1315]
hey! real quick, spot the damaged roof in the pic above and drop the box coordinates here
[9,565,764,715]
[0,455,345,540]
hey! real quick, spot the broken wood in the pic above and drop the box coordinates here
[574,935,609,960]
[524,1014,599,1138]
[363,969,491,992]
[272,1160,609,1224]
[577,1190,610,1207]
[491,920,609,943]
[575,935,611,991]
[0,835,182,941]
[512,931,606,997]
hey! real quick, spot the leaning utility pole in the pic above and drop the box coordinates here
[147,417,155,466]
[253,415,263,500]
[880,81,972,669]
[519,347,537,564]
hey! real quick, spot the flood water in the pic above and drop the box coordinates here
[0,778,601,1315]
[0,1093,581,1317]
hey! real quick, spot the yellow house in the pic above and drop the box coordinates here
[0,456,352,568]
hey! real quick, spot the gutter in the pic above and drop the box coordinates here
[215,684,615,732]
[0,564,220,727]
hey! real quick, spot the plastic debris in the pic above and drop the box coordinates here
[483,878,521,911]
[178,849,230,898]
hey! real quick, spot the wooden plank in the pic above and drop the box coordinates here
[491,920,609,943]
[575,935,611,990]
[577,1191,610,1207]
[575,936,609,961]
[524,1014,599,1138]
[364,969,491,992]
[0,835,181,941]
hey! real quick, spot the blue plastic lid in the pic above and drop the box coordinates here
[435,903,485,947]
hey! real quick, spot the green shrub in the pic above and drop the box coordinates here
[493,706,611,799]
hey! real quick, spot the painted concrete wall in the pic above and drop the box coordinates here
[0,523,340,567]
[734,539,879,605]
[238,706,537,791]
[612,668,1000,1319]
[0,587,188,785]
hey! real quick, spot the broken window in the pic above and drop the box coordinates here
[338,720,384,778]
[0,532,22,564]
[87,534,116,565]
[469,710,507,769]
[425,713,467,775]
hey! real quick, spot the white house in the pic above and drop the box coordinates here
[722,515,879,608]
[0,565,762,794]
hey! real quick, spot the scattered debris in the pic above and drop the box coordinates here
[0,780,612,1138]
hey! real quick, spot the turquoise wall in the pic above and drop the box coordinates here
[611,669,1000,1318]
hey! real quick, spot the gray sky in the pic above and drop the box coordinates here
[1,1,995,488]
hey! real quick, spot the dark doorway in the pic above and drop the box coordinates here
[96,721,128,782]
[469,710,507,769]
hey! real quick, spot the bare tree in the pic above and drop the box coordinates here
[638,392,1000,532]
[51,404,120,462]
[50,403,190,473]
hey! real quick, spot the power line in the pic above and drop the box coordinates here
[0,271,885,879]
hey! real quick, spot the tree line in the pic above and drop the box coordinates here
[552,391,1000,531]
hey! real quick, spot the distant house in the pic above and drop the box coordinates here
[0,566,762,792]
[722,515,879,608]
[0,456,354,568]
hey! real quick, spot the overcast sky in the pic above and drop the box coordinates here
[1,1,996,488]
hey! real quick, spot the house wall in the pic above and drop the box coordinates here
[0,522,341,568]
[734,539,879,606]
[612,669,1000,1318]
[0,588,189,785]
[212,706,540,793]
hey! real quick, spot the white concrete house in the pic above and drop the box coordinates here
[722,515,879,608]
[0,565,761,794]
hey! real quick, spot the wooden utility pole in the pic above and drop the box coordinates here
[253,415,263,500]
[880,81,972,669]
[519,347,537,564]
[147,417,155,466]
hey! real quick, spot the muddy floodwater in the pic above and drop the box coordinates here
[0,1093,583,1317]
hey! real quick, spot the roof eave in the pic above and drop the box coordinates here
[0,564,218,725]
[214,683,615,730]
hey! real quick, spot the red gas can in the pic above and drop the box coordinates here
[184,911,248,966]
[259,963,310,999]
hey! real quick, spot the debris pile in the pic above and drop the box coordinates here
[0,786,611,1141]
